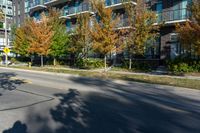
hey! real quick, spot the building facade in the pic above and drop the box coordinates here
[12,0,192,60]
[0,0,12,54]
[148,0,191,60]
[12,0,29,26]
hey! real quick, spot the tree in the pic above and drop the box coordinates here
[176,0,200,56]
[76,13,91,58]
[0,9,4,21]
[67,13,91,65]
[48,9,70,66]
[13,25,30,57]
[122,0,158,69]
[27,13,54,67]
[90,0,121,70]
[50,25,70,66]
[12,20,34,58]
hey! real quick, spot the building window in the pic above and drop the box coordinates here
[170,33,178,42]
[156,1,162,22]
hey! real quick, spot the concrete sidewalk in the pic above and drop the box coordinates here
[43,66,200,80]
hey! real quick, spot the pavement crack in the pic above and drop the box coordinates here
[0,89,55,112]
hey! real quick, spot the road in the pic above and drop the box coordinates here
[0,67,200,133]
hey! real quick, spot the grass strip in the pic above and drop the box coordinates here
[2,66,200,90]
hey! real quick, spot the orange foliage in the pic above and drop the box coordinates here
[27,13,54,56]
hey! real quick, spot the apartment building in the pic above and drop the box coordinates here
[0,0,12,54]
[12,0,30,26]
[12,0,192,60]
[148,0,191,59]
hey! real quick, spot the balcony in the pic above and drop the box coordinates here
[156,8,190,24]
[30,0,46,12]
[105,0,137,10]
[60,3,94,19]
[44,0,69,6]
[66,24,76,32]
[116,17,130,29]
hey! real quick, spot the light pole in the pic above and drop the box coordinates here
[4,0,8,67]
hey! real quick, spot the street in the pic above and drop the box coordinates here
[0,67,200,133]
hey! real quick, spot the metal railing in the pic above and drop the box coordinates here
[117,17,129,28]
[62,3,90,16]
[157,8,190,23]
[66,24,76,32]
[30,0,45,8]
[44,0,53,3]
[105,0,137,6]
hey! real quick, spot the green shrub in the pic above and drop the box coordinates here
[10,58,16,63]
[75,58,104,69]
[167,57,200,74]
[191,61,200,72]
[122,60,151,72]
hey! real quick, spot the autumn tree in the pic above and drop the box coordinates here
[0,9,4,21]
[27,13,54,67]
[76,13,91,58]
[122,0,158,69]
[13,25,30,57]
[48,9,70,66]
[67,13,92,66]
[90,0,121,70]
[176,0,200,56]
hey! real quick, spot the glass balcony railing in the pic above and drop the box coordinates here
[117,17,129,28]
[61,3,91,17]
[44,0,54,3]
[44,0,67,5]
[67,24,77,32]
[105,0,137,7]
[157,8,190,23]
[30,0,45,9]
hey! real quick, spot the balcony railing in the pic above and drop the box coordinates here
[105,0,137,7]
[44,0,68,5]
[157,8,190,23]
[30,0,46,11]
[67,24,77,32]
[116,17,129,28]
[44,0,54,3]
[30,0,44,7]
[61,3,91,17]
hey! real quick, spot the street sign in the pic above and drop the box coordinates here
[3,47,10,54]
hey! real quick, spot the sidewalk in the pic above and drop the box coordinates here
[44,66,200,80]
[1,65,200,80]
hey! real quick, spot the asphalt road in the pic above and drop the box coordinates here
[0,67,200,133]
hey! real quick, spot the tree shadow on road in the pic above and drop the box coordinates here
[2,77,200,133]
[3,121,28,133]
[49,87,200,133]
[0,72,26,95]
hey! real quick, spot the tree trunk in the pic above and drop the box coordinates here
[129,58,132,70]
[41,55,44,67]
[104,55,107,71]
[129,54,132,70]
[30,57,33,63]
[53,58,56,66]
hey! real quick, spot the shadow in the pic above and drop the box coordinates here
[3,77,200,133]
[0,72,26,95]
[3,121,28,133]
[50,89,89,133]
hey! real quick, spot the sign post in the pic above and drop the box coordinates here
[4,0,8,67]
[3,47,10,67]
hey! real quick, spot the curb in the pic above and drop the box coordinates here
[0,67,80,78]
